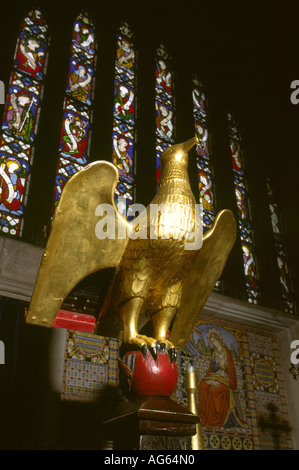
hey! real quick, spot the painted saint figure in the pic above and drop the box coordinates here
[235,187,248,221]
[16,36,45,78]
[114,85,134,122]
[192,87,207,118]
[156,104,173,141]
[60,114,88,163]
[242,244,258,302]
[5,92,34,143]
[112,135,133,181]
[155,59,171,92]
[116,38,135,70]
[269,203,280,234]
[231,140,242,173]
[0,157,24,215]
[73,22,95,53]
[68,64,92,104]
[195,123,209,157]
[198,328,247,428]
[198,172,214,213]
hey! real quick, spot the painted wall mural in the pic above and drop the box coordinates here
[174,314,292,450]
[59,316,292,450]
[61,330,119,402]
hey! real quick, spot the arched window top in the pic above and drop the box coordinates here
[116,21,136,72]
[71,11,97,67]
[15,8,49,81]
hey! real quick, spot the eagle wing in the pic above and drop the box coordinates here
[169,209,237,348]
[26,161,130,328]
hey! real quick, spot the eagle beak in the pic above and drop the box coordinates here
[183,136,198,153]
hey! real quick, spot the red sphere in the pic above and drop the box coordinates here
[121,349,178,396]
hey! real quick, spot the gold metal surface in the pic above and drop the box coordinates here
[289,363,299,380]
[27,137,236,354]
[97,137,236,351]
[26,161,130,327]
[185,366,204,450]
[169,208,236,348]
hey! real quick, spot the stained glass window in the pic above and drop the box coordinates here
[0,8,49,237]
[228,113,260,304]
[155,44,175,185]
[192,76,216,232]
[53,11,96,209]
[112,22,136,217]
[267,179,296,314]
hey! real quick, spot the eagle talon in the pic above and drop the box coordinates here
[155,338,175,351]
[141,344,148,358]
[168,348,177,364]
[150,346,158,361]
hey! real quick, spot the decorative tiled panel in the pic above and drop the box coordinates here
[174,314,293,450]
[60,318,292,450]
[61,330,119,401]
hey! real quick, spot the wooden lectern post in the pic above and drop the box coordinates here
[103,395,200,450]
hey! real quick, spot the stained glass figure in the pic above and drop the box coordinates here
[155,44,175,185]
[228,113,260,304]
[72,17,96,64]
[66,61,94,106]
[53,11,96,209]
[192,76,216,232]
[267,179,296,314]
[112,22,136,217]
[0,8,49,236]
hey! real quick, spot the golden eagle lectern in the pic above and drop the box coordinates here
[26,137,236,358]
